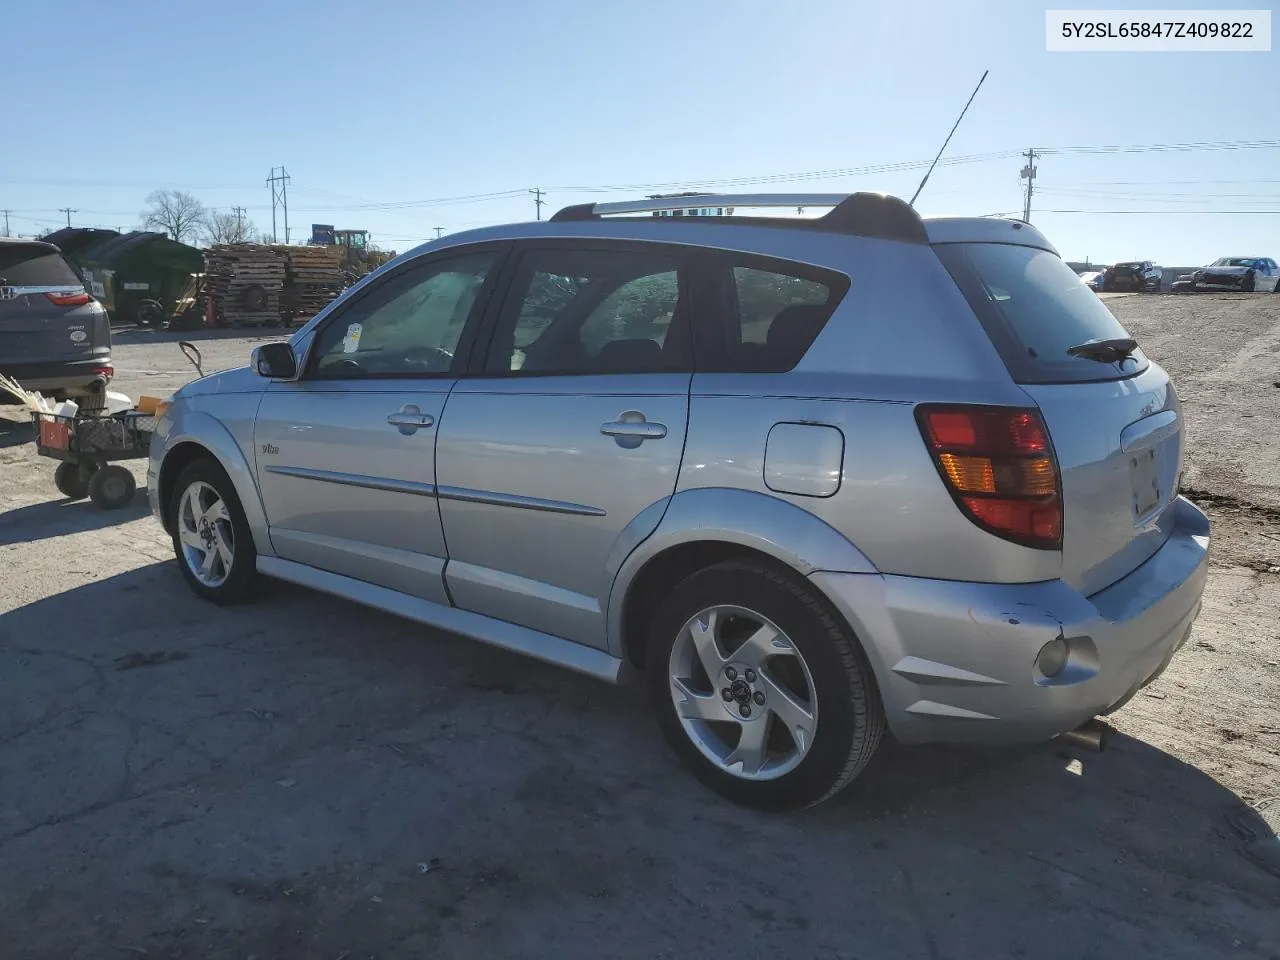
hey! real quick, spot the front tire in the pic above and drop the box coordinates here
[646,560,885,810]
[169,458,260,604]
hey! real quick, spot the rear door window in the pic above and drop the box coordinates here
[484,245,693,375]
[0,248,82,287]
[935,242,1148,384]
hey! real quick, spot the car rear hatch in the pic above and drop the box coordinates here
[935,240,1183,596]
[0,242,107,367]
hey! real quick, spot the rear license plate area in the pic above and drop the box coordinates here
[1130,448,1160,518]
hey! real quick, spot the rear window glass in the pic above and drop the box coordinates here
[935,242,1148,384]
[0,249,82,286]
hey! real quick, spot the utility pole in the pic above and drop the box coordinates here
[59,207,77,228]
[1020,149,1038,223]
[232,205,246,240]
[267,167,291,243]
[433,226,445,239]
[529,187,545,221]
[1,209,9,237]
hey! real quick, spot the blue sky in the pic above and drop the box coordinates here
[2,0,1276,264]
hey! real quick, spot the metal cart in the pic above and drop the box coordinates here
[32,410,156,509]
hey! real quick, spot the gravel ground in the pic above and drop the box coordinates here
[2,300,1279,960]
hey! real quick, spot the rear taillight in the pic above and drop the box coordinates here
[45,291,93,306]
[916,404,1062,550]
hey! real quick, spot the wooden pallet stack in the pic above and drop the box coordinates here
[281,245,344,325]
[204,244,286,328]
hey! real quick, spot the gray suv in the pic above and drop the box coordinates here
[148,193,1210,809]
[0,238,112,409]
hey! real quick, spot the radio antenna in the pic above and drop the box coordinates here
[908,69,989,208]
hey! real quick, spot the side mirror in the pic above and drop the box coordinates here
[252,342,298,380]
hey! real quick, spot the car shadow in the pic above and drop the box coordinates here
[1,565,1276,958]
[0,492,150,546]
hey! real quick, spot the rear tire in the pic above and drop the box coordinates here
[54,462,92,500]
[79,384,108,416]
[168,457,260,604]
[87,465,136,509]
[646,559,885,810]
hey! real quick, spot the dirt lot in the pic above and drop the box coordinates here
[2,299,1279,960]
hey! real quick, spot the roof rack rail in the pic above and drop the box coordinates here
[548,192,928,244]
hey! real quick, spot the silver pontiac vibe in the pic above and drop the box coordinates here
[148,193,1209,809]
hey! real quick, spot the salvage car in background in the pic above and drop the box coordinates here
[1078,269,1106,292]
[1192,257,1280,293]
[0,238,113,411]
[1102,260,1161,292]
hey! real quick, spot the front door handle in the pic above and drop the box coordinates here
[387,405,434,435]
[601,411,667,449]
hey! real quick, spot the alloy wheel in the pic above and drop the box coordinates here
[668,604,819,781]
[177,480,235,587]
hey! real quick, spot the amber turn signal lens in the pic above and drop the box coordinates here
[1006,456,1057,497]
[939,453,1056,497]
[938,453,996,494]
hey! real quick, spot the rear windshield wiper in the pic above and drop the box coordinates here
[1066,337,1139,364]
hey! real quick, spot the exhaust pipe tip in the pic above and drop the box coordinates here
[1058,718,1111,752]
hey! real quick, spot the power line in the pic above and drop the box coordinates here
[1040,139,1280,156]
[1038,209,1280,215]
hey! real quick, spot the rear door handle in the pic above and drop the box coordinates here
[601,411,667,448]
[387,405,434,435]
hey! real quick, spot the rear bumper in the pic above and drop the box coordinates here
[0,357,113,395]
[813,495,1210,745]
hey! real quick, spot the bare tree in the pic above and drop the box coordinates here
[202,209,255,245]
[141,190,205,243]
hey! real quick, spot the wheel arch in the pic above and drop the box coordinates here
[605,487,877,669]
[157,412,272,557]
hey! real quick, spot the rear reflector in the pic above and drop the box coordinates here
[45,291,93,307]
[917,405,1062,550]
[92,365,114,378]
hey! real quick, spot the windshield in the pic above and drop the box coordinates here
[1210,258,1254,267]
[1115,262,1143,269]
[935,242,1148,384]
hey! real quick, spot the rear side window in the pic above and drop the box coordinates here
[0,249,82,287]
[935,242,1148,384]
[703,257,847,373]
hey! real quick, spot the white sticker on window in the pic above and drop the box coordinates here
[341,322,362,354]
